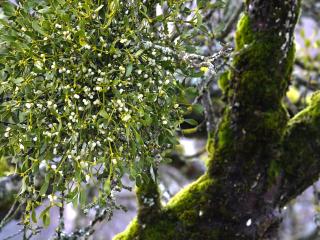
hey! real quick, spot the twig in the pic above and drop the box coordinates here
[142,40,233,75]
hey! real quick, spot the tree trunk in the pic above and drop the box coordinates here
[113,1,320,239]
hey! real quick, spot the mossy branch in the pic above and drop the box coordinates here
[278,92,320,206]
[115,174,216,240]
[208,0,301,179]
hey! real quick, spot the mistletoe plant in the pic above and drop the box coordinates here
[0,0,228,237]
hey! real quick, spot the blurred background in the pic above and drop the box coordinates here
[0,0,320,239]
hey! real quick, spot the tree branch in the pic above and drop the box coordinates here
[278,92,320,206]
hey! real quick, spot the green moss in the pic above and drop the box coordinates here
[280,91,320,194]
[286,91,320,127]
[207,108,234,169]
[217,71,230,94]
[235,14,254,50]
[113,175,216,240]
[206,131,215,160]
[208,12,296,184]
[310,91,320,104]
[167,174,213,211]
[268,158,281,184]
[113,218,139,240]
[304,91,320,117]
[114,215,180,240]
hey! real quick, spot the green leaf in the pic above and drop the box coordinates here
[2,2,15,17]
[13,77,24,84]
[38,6,51,14]
[125,126,130,142]
[32,22,45,35]
[184,119,199,126]
[31,207,37,223]
[190,71,205,78]
[40,207,51,227]
[125,64,133,77]
[39,175,50,196]
[43,213,50,226]
[103,178,111,195]
[136,174,142,187]
[134,49,144,57]
[183,87,198,101]
[192,104,204,115]
[20,176,28,194]
[132,128,143,146]
[94,5,104,12]
[196,12,202,27]
[56,0,66,5]
[98,109,109,119]
[79,188,87,206]
[19,111,28,123]
[72,193,79,209]
[39,181,49,196]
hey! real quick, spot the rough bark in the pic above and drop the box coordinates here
[114,0,306,239]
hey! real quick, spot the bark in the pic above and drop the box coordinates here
[114,0,306,239]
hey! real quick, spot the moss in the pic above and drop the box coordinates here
[207,10,297,192]
[300,91,320,117]
[261,108,288,135]
[229,14,292,117]
[113,175,216,240]
[206,131,215,160]
[285,91,320,129]
[279,91,320,200]
[217,71,230,94]
[114,216,180,240]
[113,218,139,240]
[167,174,213,211]
[310,91,320,104]
[231,14,293,105]
[235,14,254,50]
[207,108,234,171]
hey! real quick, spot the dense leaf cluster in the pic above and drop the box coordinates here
[0,0,205,228]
